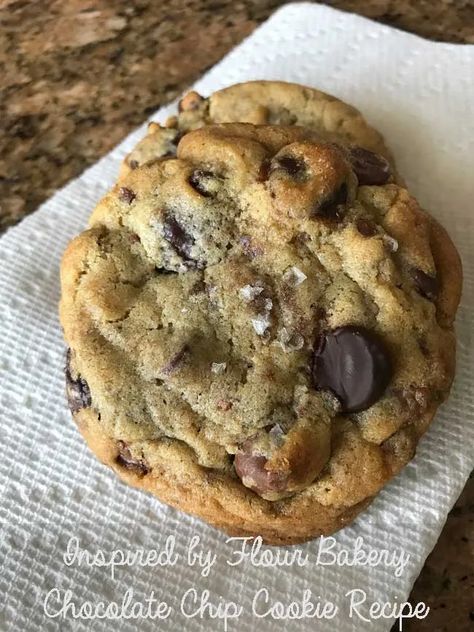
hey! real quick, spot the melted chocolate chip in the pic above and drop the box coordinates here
[161,345,190,375]
[65,349,92,413]
[257,160,271,182]
[115,441,150,475]
[312,326,392,413]
[411,268,439,301]
[356,218,377,237]
[129,159,139,170]
[189,169,214,197]
[234,447,288,495]
[155,266,177,275]
[312,182,348,220]
[162,213,194,260]
[350,147,391,185]
[269,155,305,177]
[118,187,136,204]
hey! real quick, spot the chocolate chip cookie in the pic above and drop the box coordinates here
[60,123,461,544]
[120,80,398,180]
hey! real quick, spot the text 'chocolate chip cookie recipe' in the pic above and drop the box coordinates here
[60,94,461,546]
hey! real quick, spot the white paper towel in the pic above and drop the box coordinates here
[0,4,473,631]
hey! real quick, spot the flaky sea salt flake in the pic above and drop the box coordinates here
[211,362,227,374]
[251,314,270,336]
[240,284,264,302]
[283,266,307,287]
[276,327,304,352]
[383,234,399,252]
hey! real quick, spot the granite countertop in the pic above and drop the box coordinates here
[1,1,472,629]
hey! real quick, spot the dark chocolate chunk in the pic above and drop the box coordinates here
[411,268,439,301]
[312,182,348,220]
[269,155,306,177]
[350,147,391,185]
[65,349,92,413]
[115,441,150,475]
[129,159,139,170]
[356,218,377,237]
[162,213,194,260]
[312,326,392,413]
[189,170,214,197]
[118,187,136,204]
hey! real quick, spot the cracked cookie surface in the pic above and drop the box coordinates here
[60,123,461,544]
[120,80,398,181]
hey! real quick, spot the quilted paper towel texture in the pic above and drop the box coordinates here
[0,4,473,631]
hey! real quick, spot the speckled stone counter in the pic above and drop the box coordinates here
[1,1,473,629]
